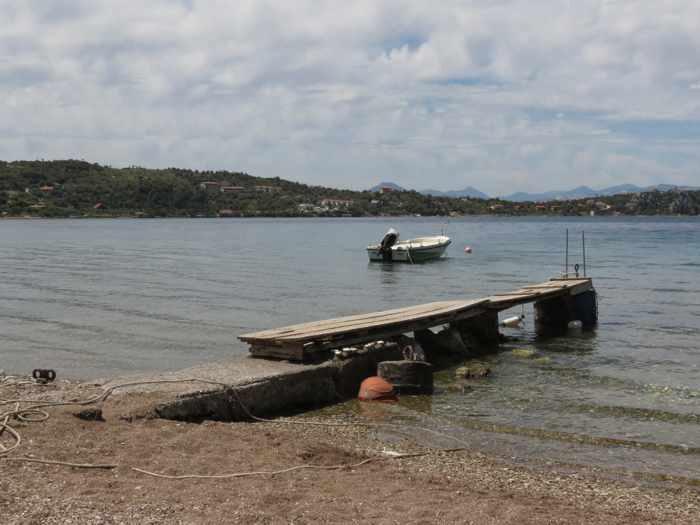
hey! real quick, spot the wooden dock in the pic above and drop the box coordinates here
[240,277,594,360]
[485,277,593,309]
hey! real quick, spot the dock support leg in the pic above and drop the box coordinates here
[414,327,470,362]
[534,296,570,336]
[534,290,598,336]
[571,289,598,328]
[452,310,500,352]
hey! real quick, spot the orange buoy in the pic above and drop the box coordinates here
[358,376,397,402]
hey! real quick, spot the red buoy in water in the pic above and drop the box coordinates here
[358,376,397,401]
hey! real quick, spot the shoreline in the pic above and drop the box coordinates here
[2,213,699,220]
[2,376,698,523]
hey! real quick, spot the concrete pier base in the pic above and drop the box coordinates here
[451,310,500,352]
[571,289,598,327]
[534,289,598,336]
[106,345,403,422]
[378,360,433,394]
[414,327,470,359]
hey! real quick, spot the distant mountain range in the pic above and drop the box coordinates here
[499,184,700,202]
[420,186,490,199]
[370,182,487,198]
[369,181,700,202]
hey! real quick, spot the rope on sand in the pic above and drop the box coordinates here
[0,374,469,477]
[3,457,118,469]
[1,376,253,460]
[130,450,469,480]
[0,375,360,457]
[131,458,378,479]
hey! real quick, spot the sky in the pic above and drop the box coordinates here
[1,0,699,195]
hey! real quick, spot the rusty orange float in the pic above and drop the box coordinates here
[357,376,397,401]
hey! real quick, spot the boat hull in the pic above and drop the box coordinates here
[367,238,451,263]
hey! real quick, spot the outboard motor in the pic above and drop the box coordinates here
[379,228,399,262]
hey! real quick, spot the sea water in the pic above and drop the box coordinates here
[2,216,699,481]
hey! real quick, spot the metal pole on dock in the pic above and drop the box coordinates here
[582,231,587,277]
[565,229,569,277]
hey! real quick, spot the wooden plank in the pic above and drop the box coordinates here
[243,301,461,339]
[487,290,565,308]
[248,305,489,360]
[488,296,538,306]
[488,280,593,309]
[567,280,594,296]
[521,280,588,290]
[300,306,489,354]
[259,300,473,335]
[240,299,488,343]
[489,289,555,300]
[273,301,486,342]
[271,303,463,337]
[249,343,305,360]
[520,284,569,290]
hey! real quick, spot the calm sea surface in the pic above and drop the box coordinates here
[2,217,699,480]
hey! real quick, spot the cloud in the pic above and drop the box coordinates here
[0,0,699,193]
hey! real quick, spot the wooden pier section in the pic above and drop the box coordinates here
[240,277,594,360]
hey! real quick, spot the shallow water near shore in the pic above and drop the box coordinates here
[2,216,699,480]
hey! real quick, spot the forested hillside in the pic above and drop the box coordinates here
[0,160,698,218]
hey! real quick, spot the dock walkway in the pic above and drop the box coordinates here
[105,277,595,422]
[240,277,593,360]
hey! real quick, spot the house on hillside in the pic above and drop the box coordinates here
[220,185,247,194]
[199,181,221,193]
[297,203,324,214]
[254,185,282,193]
[218,208,242,217]
[321,198,354,209]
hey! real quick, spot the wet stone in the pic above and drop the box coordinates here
[73,408,105,422]
[455,362,491,379]
[511,348,537,359]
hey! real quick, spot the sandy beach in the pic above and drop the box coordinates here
[2,377,698,524]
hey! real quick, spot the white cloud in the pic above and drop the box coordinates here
[0,0,699,194]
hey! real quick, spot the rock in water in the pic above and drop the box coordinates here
[455,362,491,379]
[511,348,537,359]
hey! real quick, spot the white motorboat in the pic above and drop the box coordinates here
[367,229,451,263]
